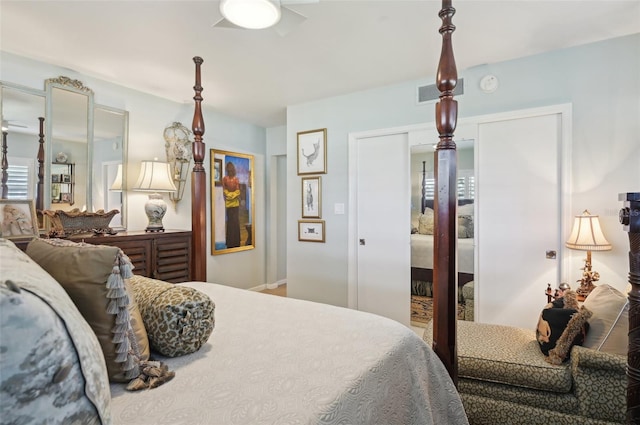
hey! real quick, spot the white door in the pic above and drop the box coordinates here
[354,132,410,326]
[477,112,564,328]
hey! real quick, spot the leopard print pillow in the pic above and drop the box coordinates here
[129,275,215,357]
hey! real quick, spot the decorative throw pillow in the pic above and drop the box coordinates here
[536,307,579,355]
[458,215,474,238]
[1,238,111,424]
[26,238,151,382]
[458,202,474,216]
[129,275,215,357]
[536,290,590,362]
[582,284,629,355]
[547,307,592,365]
[418,208,435,235]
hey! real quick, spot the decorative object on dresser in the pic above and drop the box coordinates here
[565,210,612,300]
[133,159,177,232]
[619,191,640,423]
[0,199,39,240]
[75,230,193,283]
[43,208,119,237]
[163,122,193,210]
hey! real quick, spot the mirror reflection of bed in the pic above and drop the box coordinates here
[410,139,475,326]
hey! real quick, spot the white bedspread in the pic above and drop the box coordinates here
[111,282,468,425]
[411,234,475,274]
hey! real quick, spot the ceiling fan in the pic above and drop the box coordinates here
[212,0,318,36]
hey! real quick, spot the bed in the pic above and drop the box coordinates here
[109,281,467,424]
[122,52,462,424]
[411,197,475,294]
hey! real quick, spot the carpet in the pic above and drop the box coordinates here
[411,296,465,327]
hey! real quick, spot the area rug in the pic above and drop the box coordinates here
[411,296,464,327]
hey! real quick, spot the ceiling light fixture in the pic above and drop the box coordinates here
[219,0,282,30]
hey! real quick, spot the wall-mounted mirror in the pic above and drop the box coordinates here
[0,82,46,228]
[92,105,128,229]
[1,77,128,230]
[409,139,476,324]
[46,77,92,211]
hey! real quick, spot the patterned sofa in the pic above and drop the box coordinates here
[424,284,628,425]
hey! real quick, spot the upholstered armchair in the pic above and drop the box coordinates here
[424,284,628,424]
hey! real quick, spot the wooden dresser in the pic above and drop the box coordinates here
[70,230,193,283]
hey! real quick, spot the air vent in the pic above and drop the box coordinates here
[417,78,464,104]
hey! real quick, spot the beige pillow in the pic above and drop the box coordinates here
[418,208,435,235]
[582,284,628,356]
[458,203,474,216]
[26,238,150,382]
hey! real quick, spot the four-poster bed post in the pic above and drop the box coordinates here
[1,131,7,199]
[432,0,459,384]
[620,192,640,423]
[36,117,45,217]
[191,56,207,282]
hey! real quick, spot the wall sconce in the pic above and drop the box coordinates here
[163,122,193,211]
[133,159,177,232]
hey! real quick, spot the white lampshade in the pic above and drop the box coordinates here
[565,210,612,251]
[109,164,123,191]
[220,0,281,29]
[133,160,177,192]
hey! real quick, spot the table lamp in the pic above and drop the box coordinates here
[109,164,123,191]
[133,159,177,232]
[565,210,612,300]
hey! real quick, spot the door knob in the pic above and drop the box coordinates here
[359,239,366,246]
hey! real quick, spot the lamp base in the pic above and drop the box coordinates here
[576,253,599,301]
[144,193,167,233]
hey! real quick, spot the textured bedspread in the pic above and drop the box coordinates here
[411,234,475,274]
[110,282,468,425]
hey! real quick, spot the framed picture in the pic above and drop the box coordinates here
[213,158,223,186]
[51,174,60,183]
[297,128,327,175]
[61,174,71,183]
[301,176,321,218]
[298,220,325,243]
[60,193,72,203]
[210,149,255,255]
[0,199,38,240]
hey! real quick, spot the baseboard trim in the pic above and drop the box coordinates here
[250,279,287,292]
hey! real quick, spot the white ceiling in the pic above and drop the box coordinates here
[1,0,639,128]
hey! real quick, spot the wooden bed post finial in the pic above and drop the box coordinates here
[433,0,459,385]
[191,56,207,282]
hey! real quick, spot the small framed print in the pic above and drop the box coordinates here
[60,193,72,203]
[298,220,325,243]
[0,199,38,240]
[51,174,60,183]
[301,176,321,218]
[61,174,71,183]
[297,128,327,175]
